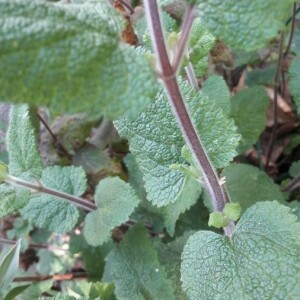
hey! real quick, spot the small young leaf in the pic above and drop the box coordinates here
[223,202,242,221]
[194,0,294,50]
[289,54,300,116]
[230,87,269,153]
[0,240,21,292]
[6,105,42,178]
[115,80,239,206]
[222,163,285,211]
[109,224,175,300]
[181,201,300,299]
[0,162,8,183]
[21,166,87,234]
[208,212,228,228]
[83,177,140,246]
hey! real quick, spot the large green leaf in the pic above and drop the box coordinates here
[289,54,300,116]
[222,163,285,211]
[0,0,157,119]
[83,177,140,246]
[230,87,269,153]
[115,80,239,206]
[109,224,175,300]
[181,201,300,299]
[6,105,42,178]
[194,0,293,50]
[21,166,87,233]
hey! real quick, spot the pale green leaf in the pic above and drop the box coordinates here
[0,240,21,293]
[115,80,239,206]
[6,105,42,178]
[289,160,300,178]
[3,284,31,300]
[0,0,156,119]
[230,87,269,153]
[222,163,285,211]
[195,0,293,50]
[289,55,300,116]
[162,176,201,236]
[17,279,53,300]
[83,177,140,246]
[181,201,300,299]
[201,75,230,116]
[155,232,193,300]
[109,224,175,300]
[0,184,30,218]
[21,166,87,233]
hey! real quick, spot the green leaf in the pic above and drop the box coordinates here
[17,279,53,300]
[222,163,285,211]
[0,240,21,293]
[155,232,193,300]
[0,0,157,119]
[208,212,228,228]
[3,284,31,300]
[195,1,293,51]
[289,54,300,116]
[162,176,202,236]
[223,202,242,221]
[230,86,269,153]
[6,105,42,178]
[181,201,300,299]
[21,166,87,233]
[289,160,300,178]
[0,184,30,218]
[201,75,230,116]
[115,80,239,206]
[83,177,140,246]
[108,224,175,300]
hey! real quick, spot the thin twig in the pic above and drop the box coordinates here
[0,238,68,252]
[283,173,300,192]
[144,0,234,236]
[13,272,87,283]
[266,31,285,169]
[185,62,199,90]
[118,0,134,15]
[173,4,197,72]
[284,3,297,57]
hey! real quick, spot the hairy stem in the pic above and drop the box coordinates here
[144,1,233,236]
[173,4,197,71]
[6,175,97,211]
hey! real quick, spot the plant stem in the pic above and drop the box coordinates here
[266,31,284,169]
[5,175,97,211]
[144,1,233,236]
[13,272,87,283]
[185,62,199,90]
[173,4,197,71]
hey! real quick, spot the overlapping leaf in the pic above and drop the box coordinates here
[108,224,175,300]
[6,105,42,178]
[289,54,300,116]
[181,201,300,299]
[222,163,284,211]
[21,166,87,233]
[230,86,269,153]
[0,0,157,119]
[115,80,239,206]
[194,0,293,50]
[83,177,140,246]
